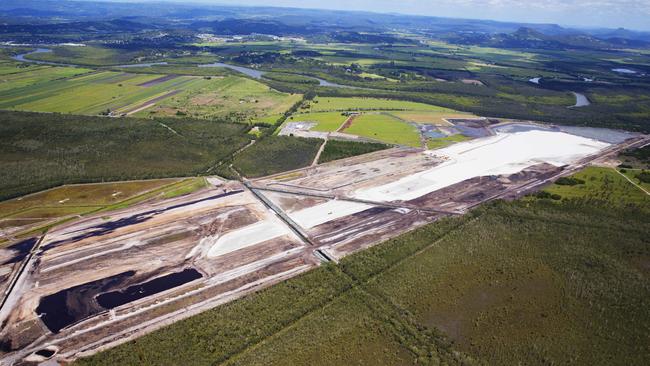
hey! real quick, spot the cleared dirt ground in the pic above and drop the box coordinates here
[0,125,646,365]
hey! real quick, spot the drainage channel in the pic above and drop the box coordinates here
[314,249,338,264]
[244,181,315,247]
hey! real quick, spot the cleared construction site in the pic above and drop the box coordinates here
[0,122,647,365]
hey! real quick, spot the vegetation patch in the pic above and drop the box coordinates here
[555,177,586,186]
[76,199,649,366]
[0,179,179,217]
[0,178,194,244]
[364,200,649,365]
[318,140,390,164]
[232,136,322,177]
[618,145,649,169]
[263,72,319,85]
[426,134,470,150]
[0,111,250,201]
[636,171,650,184]
[541,166,649,206]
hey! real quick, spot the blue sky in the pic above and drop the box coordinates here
[149,0,650,31]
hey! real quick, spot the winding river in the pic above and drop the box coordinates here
[12,48,356,88]
[11,48,76,67]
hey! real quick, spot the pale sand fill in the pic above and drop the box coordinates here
[289,200,373,229]
[208,130,610,251]
[355,130,610,202]
[206,217,292,258]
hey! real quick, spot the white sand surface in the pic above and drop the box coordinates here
[283,130,610,231]
[207,218,291,258]
[289,200,373,229]
[355,130,609,202]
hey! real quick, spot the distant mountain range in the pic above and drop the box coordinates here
[1,0,649,48]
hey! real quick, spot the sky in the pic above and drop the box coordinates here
[147,0,650,31]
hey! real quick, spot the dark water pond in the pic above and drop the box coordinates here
[36,268,202,333]
[96,268,202,309]
[36,271,135,333]
[35,349,56,358]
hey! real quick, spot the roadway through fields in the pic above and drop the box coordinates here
[613,168,650,195]
[311,115,359,166]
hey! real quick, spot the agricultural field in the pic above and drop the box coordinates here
[109,64,233,77]
[0,63,301,121]
[0,70,208,115]
[308,97,448,112]
[286,112,348,132]
[0,62,90,92]
[76,198,650,366]
[389,110,475,125]
[541,166,649,206]
[343,113,422,147]
[0,111,250,201]
[286,97,478,149]
[135,76,302,123]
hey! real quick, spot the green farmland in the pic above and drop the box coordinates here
[0,70,208,115]
[287,111,348,132]
[390,110,475,125]
[0,61,90,92]
[21,45,153,66]
[344,113,422,147]
[135,76,302,123]
[290,97,476,149]
[0,65,301,121]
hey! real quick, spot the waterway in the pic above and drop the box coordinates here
[12,48,358,88]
